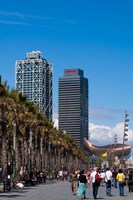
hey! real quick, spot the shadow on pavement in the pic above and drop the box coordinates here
[0,194,22,198]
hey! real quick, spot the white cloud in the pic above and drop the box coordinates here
[0,10,76,26]
[89,123,112,145]
[53,112,133,149]
[0,10,53,20]
[53,118,58,128]
[53,111,58,128]
[89,122,133,149]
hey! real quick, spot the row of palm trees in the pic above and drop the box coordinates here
[0,76,88,180]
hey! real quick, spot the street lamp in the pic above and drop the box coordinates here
[123,113,129,142]
[40,137,43,172]
[0,166,2,181]
[12,122,16,180]
[89,154,96,168]
[48,141,51,180]
[112,133,117,168]
[29,131,32,174]
[114,133,117,145]
[54,147,57,179]
[122,111,129,168]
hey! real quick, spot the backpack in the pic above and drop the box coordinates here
[95,173,101,184]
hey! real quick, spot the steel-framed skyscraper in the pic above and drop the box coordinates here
[58,69,88,149]
[15,51,53,120]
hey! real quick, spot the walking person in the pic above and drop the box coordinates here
[100,170,105,186]
[116,169,125,196]
[112,169,118,188]
[128,170,133,192]
[70,170,78,195]
[105,167,113,196]
[90,167,100,199]
[77,170,87,199]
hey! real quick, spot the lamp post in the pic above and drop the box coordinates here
[90,154,96,168]
[112,133,117,168]
[54,147,57,179]
[122,111,129,168]
[29,131,32,174]
[12,122,16,180]
[40,137,43,172]
[65,151,68,170]
[114,133,118,146]
[48,141,51,180]
[0,166,2,181]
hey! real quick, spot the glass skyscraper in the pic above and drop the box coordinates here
[15,51,53,120]
[58,69,88,149]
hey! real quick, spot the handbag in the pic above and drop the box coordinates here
[122,181,126,187]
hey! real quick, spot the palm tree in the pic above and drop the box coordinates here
[0,80,88,181]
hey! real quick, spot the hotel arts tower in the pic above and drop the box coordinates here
[15,51,53,121]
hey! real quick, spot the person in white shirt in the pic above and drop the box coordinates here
[105,168,113,196]
[58,170,64,180]
[90,167,100,199]
[100,170,105,186]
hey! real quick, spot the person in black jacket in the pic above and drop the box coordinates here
[112,169,118,188]
[128,171,133,192]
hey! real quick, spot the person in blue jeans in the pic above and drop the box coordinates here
[105,180,111,196]
[105,168,112,196]
[118,181,124,195]
[112,169,118,188]
[116,169,125,196]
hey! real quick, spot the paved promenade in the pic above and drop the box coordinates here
[0,180,132,200]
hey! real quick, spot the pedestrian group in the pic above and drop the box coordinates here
[68,167,133,199]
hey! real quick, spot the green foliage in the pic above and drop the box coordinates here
[0,84,88,163]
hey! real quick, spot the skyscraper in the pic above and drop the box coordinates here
[15,51,53,120]
[58,69,88,149]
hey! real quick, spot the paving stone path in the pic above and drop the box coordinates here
[0,180,132,200]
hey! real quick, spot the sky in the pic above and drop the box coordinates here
[0,0,133,156]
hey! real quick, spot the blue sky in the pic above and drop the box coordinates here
[0,0,133,153]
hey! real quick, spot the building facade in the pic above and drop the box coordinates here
[15,51,53,120]
[58,69,88,149]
